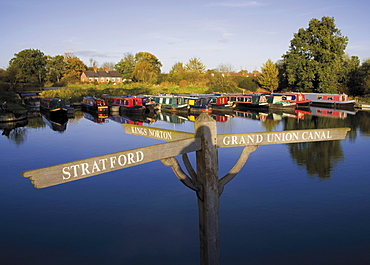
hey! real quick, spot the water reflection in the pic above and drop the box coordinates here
[0,119,28,144]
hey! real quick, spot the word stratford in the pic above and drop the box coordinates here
[222,130,333,146]
[62,151,144,179]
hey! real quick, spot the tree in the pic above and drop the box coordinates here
[167,62,186,84]
[257,59,279,92]
[115,52,136,80]
[61,53,86,84]
[132,61,157,83]
[115,52,162,82]
[46,55,66,84]
[185,57,206,73]
[283,16,348,93]
[9,49,46,84]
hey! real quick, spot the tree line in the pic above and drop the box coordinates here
[0,16,369,97]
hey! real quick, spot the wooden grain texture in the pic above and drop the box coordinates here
[22,138,201,189]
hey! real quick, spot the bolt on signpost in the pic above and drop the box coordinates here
[22,113,350,265]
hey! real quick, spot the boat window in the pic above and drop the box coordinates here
[317,96,323,100]
[328,97,333,100]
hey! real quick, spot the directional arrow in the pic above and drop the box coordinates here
[22,138,201,189]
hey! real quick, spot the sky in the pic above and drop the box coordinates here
[1,0,369,73]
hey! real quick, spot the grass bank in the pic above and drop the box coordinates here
[40,83,213,103]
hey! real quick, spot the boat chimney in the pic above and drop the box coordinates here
[93,66,97,73]
[105,67,109,73]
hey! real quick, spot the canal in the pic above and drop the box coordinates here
[1,108,370,264]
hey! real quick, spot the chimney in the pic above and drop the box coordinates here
[105,67,109,73]
[93,66,97,73]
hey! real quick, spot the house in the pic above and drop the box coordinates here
[80,67,123,84]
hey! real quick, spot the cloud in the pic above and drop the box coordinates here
[74,50,121,59]
[206,1,264,8]
[219,33,234,43]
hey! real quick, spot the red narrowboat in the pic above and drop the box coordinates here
[81,96,108,113]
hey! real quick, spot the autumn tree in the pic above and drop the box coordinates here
[61,53,86,84]
[283,16,348,93]
[257,59,279,92]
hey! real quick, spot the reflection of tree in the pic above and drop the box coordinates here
[283,114,346,179]
[288,141,343,179]
[5,127,28,146]
[260,118,279,131]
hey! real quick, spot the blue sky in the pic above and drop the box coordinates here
[1,0,369,73]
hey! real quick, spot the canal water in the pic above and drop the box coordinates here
[1,107,370,265]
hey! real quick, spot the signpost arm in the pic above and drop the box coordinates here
[194,113,220,265]
[161,157,200,193]
[218,145,258,196]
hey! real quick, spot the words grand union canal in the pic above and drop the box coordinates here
[1,107,370,264]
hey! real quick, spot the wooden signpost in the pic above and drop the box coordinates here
[22,113,350,265]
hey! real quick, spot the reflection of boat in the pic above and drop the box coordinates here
[156,112,188,124]
[42,114,67,132]
[234,109,286,121]
[153,95,188,112]
[303,93,357,109]
[81,96,109,113]
[82,111,108,124]
[40,97,69,118]
[110,111,157,125]
[309,106,356,119]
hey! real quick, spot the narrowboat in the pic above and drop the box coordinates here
[227,94,269,109]
[271,92,311,107]
[21,93,41,108]
[265,95,297,110]
[302,93,357,109]
[81,96,109,113]
[153,95,188,112]
[102,95,146,114]
[40,97,68,118]
[209,95,235,113]
[185,97,212,113]
[136,95,160,113]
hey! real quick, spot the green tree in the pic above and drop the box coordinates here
[283,16,348,93]
[46,55,66,84]
[257,59,279,92]
[9,49,46,84]
[115,52,136,80]
[132,61,157,83]
[185,57,206,73]
[168,62,186,83]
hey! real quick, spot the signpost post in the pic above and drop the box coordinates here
[22,113,350,265]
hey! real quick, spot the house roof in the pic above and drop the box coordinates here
[83,70,122,78]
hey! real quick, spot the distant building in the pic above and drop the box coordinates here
[80,67,123,84]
